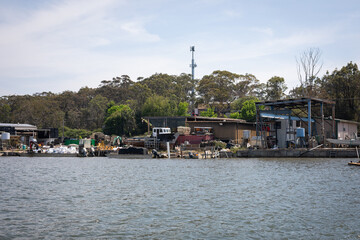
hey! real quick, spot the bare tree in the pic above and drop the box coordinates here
[296,48,323,97]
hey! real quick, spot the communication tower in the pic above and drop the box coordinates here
[190,46,197,80]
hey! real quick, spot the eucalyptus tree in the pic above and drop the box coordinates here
[87,95,108,130]
[321,62,360,121]
[103,104,136,136]
[141,95,178,117]
[265,76,287,100]
[0,98,11,122]
[233,73,261,99]
[140,73,175,98]
[96,75,134,104]
[197,70,237,104]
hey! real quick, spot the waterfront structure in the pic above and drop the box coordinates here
[255,98,336,148]
[324,118,359,140]
[146,116,256,144]
[0,123,58,146]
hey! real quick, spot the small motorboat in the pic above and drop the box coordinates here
[106,146,152,159]
[348,161,360,166]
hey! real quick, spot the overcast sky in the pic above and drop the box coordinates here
[0,0,359,96]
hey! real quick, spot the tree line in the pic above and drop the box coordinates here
[0,61,359,137]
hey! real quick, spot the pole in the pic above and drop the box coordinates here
[167,142,170,159]
[320,102,325,145]
[332,105,336,138]
[189,46,197,111]
[190,46,197,80]
[62,118,65,142]
[308,99,312,142]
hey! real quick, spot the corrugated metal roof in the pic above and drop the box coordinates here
[0,123,37,130]
[260,113,315,122]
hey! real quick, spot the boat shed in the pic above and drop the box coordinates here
[321,118,360,140]
[0,123,59,145]
[0,123,37,135]
[146,116,256,144]
[255,98,336,148]
[186,116,256,144]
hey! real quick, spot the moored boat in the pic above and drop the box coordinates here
[348,161,360,166]
[106,146,152,159]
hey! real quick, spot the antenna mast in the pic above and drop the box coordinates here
[190,46,197,80]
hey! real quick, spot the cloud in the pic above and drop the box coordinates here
[0,0,358,96]
[0,0,162,95]
[120,21,161,42]
[199,26,339,65]
[222,9,242,18]
[251,27,274,36]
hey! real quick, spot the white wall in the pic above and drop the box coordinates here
[337,122,358,140]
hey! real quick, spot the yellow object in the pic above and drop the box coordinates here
[96,141,114,151]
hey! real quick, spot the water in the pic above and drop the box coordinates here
[0,157,359,239]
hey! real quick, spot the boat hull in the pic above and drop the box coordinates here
[348,161,360,166]
[106,153,152,159]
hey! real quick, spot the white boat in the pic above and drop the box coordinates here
[326,138,360,146]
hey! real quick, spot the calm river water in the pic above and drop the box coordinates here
[0,157,359,239]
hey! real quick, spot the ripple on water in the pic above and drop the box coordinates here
[0,157,359,239]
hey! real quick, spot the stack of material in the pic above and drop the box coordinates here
[177,126,191,135]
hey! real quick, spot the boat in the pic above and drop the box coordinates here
[106,147,152,159]
[327,138,360,146]
[348,161,360,166]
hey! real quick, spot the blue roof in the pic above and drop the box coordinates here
[260,113,315,122]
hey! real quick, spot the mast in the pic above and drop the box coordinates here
[190,46,197,80]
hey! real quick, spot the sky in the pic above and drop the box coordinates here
[0,0,359,96]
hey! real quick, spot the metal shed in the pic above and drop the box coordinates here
[255,98,336,148]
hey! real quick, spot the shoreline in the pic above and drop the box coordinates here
[2,148,360,159]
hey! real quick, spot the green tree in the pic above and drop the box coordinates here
[62,126,92,138]
[253,82,267,101]
[321,62,360,121]
[229,112,241,119]
[141,73,175,98]
[231,96,259,112]
[103,104,136,136]
[10,95,64,128]
[65,109,82,129]
[87,95,108,130]
[197,70,238,104]
[142,95,177,117]
[0,101,11,122]
[240,100,257,122]
[96,75,134,104]
[173,73,198,103]
[128,83,152,111]
[265,76,287,100]
[200,107,218,118]
[233,73,261,99]
[177,102,190,116]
